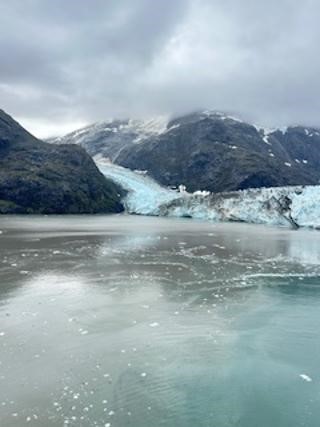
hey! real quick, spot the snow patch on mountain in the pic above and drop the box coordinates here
[125,117,169,142]
[52,116,169,146]
[252,126,288,145]
[202,110,244,123]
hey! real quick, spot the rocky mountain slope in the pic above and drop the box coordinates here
[0,109,123,214]
[53,111,320,193]
[49,117,168,160]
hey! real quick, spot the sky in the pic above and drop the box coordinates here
[1,0,320,138]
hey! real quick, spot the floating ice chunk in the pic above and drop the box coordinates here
[149,322,159,327]
[299,374,312,382]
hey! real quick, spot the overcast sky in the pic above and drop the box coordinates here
[1,0,320,137]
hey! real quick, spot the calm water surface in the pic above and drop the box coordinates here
[1,215,320,427]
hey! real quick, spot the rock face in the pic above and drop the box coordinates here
[54,111,320,193]
[0,109,124,214]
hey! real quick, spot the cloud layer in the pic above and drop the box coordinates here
[1,0,320,137]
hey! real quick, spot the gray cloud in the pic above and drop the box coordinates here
[1,0,320,137]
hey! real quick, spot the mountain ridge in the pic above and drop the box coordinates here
[51,111,320,193]
[0,109,124,214]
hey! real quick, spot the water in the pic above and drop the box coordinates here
[1,215,320,427]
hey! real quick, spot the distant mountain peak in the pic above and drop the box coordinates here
[49,110,320,193]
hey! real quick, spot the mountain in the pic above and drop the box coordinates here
[117,112,320,192]
[0,109,124,214]
[51,111,320,193]
[48,117,168,160]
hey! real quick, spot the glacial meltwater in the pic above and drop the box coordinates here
[1,216,320,427]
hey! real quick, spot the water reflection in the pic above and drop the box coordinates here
[1,216,320,427]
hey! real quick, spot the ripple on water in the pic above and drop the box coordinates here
[1,217,320,427]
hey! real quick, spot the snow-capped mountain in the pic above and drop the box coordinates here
[51,111,320,193]
[97,160,320,229]
[49,117,169,161]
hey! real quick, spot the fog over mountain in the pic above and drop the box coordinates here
[1,0,320,137]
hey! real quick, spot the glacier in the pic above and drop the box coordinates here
[97,159,179,215]
[97,160,320,229]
